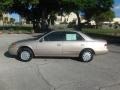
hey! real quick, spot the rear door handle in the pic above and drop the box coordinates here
[81,44,85,46]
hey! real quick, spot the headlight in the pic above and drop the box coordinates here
[10,43,17,48]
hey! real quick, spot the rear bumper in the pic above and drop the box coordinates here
[95,49,109,55]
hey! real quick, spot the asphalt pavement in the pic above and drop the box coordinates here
[0,34,120,90]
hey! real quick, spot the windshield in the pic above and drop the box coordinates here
[33,32,48,40]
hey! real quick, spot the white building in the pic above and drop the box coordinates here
[103,17,120,25]
[113,17,120,24]
[55,12,78,25]
[55,12,96,25]
[0,13,11,25]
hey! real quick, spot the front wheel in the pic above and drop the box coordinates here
[17,48,33,62]
[79,49,94,62]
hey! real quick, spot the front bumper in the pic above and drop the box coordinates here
[8,46,18,56]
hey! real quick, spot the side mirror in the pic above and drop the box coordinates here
[39,38,44,42]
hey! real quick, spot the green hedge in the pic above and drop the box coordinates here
[82,29,120,36]
[0,26,33,31]
[82,29,120,34]
[0,26,33,33]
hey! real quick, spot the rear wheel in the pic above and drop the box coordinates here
[17,48,33,62]
[79,49,94,62]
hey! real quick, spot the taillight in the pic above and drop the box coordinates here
[104,43,107,46]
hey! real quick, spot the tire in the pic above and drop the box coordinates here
[17,48,33,62]
[79,49,94,62]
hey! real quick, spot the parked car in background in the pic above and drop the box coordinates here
[8,30,108,62]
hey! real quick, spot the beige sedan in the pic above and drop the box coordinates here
[8,30,108,62]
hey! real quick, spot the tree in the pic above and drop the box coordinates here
[61,0,82,29]
[61,0,114,30]
[10,18,15,24]
[3,17,8,24]
[8,0,61,32]
[92,10,115,27]
[0,11,3,20]
[83,0,114,23]
[0,0,114,32]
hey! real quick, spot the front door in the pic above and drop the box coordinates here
[36,32,64,56]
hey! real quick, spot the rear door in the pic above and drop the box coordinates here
[62,31,85,57]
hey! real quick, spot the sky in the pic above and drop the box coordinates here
[11,0,120,22]
[113,0,120,17]
[10,13,20,22]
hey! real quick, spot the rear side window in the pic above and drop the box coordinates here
[65,32,84,41]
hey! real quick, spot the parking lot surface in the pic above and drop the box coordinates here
[0,34,120,90]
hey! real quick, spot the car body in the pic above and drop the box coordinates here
[8,30,108,62]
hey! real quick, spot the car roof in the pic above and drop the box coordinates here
[50,30,80,33]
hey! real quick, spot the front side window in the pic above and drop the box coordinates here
[44,32,65,41]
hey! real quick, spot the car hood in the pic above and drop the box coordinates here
[14,38,37,44]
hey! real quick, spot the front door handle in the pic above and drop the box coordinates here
[57,43,61,46]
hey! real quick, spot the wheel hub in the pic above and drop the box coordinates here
[20,51,30,61]
[82,52,92,62]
